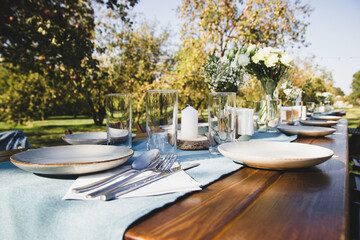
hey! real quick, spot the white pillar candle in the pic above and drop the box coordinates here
[181,105,198,139]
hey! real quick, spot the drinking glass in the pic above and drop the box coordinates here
[146,89,178,155]
[208,92,236,154]
[292,101,303,123]
[106,93,132,148]
[265,99,282,131]
[281,101,302,124]
[306,102,315,117]
[253,101,265,132]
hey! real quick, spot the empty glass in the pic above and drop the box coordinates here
[146,89,178,155]
[208,92,236,154]
[306,102,315,117]
[106,93,132,148]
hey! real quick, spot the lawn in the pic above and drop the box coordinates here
[0,107,359,148]
[346,107,360,129]
[0,116,106,148]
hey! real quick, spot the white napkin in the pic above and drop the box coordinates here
[63,163,201,200]
[236,108,254,136]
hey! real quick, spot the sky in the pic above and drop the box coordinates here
[132,0,360,95]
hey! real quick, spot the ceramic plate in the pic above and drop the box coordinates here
[62,132,136,145]
[250,132,297,142]
[10,145,134,175]
[312,115,342,121]
[277,125,336,137]
[300,119,338,127]
[218,141,334,170]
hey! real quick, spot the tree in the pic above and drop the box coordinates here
[94,8,174,123]
[174,0,312,111]
[180,0,312,56]
[350,70,360,105]
[0,0,138,125]
[282,57,338,103]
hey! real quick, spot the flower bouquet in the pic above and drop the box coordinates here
[245,45,294,99]
[281,80,303,124]
[244,45,293,131]
[203,47,249,93]
[316,92,333,112]
[281,80,302,102]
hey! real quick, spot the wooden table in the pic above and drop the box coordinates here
[125,119,349,240]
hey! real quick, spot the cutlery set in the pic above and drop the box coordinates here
[72,152,199,201]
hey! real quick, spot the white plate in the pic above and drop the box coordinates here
[300,119,338,127]
[62,132,136,145]
[312,115,342,121]
[277,125,336,137]
[10,145,134,175]
[250,132,297,142]
[218,141,334,170]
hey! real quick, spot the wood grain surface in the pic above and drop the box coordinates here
[125,119,349,240]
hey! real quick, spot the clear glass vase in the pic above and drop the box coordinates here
[259,78,281,132]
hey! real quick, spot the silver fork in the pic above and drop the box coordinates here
[100,156,180,201]
[86,153,177,199]
[73,155,162,194]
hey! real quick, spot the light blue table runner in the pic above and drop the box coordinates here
[0,140,242,240]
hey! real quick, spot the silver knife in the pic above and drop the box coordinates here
[99,163,200,201]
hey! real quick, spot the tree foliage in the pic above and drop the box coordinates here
[0,0,138,124]
[180,0,312,56]
[281,57,338,103]
[174,0,312,111]
[94,7,174,122]
[350,70,360,105]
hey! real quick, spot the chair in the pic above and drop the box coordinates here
[0,130,31,151]
[349,123,360,239]
[349,123,360,156]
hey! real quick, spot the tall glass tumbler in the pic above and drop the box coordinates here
[146,89,178,155]
[208,92,236,154]
[106,93,132,148]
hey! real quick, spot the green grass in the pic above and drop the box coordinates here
[344,107,360,129]
[0,116,105,148]
[0,107,359,148]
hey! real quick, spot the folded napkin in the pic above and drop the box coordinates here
[63,163,201,200]
[236,108,254,136]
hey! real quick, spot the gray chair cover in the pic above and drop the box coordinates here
[0,130,31,151]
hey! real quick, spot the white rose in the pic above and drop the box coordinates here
[246,44,256,54]
[280,53,293,67]
[284,89,292,96]
[264,53,279,67]
[251,50,265,63]
[237,54,250,66]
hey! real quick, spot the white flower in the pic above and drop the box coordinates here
[237,54,250,66]
[251,50,265,63]
[280,82,287,89]
[280,53,293,67]
[284,89,292,96]
[323,92,332,97]
[264,53,279,67]
[246,44,256,54]
[230,60,237,68]
[220,56,229,64]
